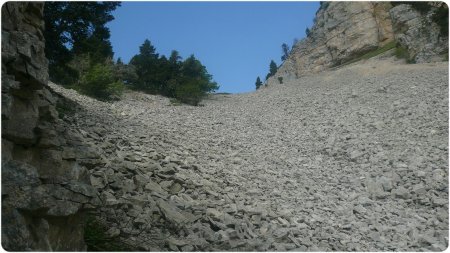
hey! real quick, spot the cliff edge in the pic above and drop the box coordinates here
[270,2,448,84]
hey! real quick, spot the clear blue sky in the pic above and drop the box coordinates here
[107,1,319,93]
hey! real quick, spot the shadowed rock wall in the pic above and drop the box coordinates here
[1,2,100,250]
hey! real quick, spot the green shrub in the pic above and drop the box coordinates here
[175,81,203,106]
[394,45,415,63]
[278,77,283,84]
[394,45,408,59]
[77,63,124,101]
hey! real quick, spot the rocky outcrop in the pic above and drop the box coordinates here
[272,2,394,82]
[390,3,448,63]
[2,2,100,250]
[270,2,448,84]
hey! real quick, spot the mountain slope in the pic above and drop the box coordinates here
[50,58,449,251]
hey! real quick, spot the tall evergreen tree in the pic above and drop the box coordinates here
[255,77,263,90]
[128,41,218,105]
[169,50,182,65]
[305,28,311,37]
[163,50,183,97]
[265,60,278,80]
[129,39,162,93]
[270,60,278,75]
[281,43,290,61]
[175,55,218,105]
[270,60,278,77]
[44,2,120,85]
[138,39,158,58]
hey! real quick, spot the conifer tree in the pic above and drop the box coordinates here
[255,77,263,90]
[306,28,311,37]
[44,2,120,85]
[281,43,290,61]
[129,39,161,93]
[270,60,277,75]
[128,42,218,105]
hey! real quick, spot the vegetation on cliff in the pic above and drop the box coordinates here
[265,60,278,81]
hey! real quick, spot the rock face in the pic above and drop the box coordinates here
[390,3,449,63]
[273,2,395,81]
[1,2,100,250]
[271,2,448,83]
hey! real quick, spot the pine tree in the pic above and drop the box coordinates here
[139,39,158,58]
[255,77,263,90]
[44,2,120,85]
[128,43,218,105]
[269,60,277,76]
[281,43,290,61]
[169,50,182,64]
[265,60,278,81]
[176,55,219,105]
[129,39,161,93]
[306,28,311,37]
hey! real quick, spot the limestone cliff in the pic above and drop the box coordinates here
[1,2,101,250]
[390,3,448,63]
[270,2,448,84]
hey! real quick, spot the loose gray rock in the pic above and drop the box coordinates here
[46,57,448,251]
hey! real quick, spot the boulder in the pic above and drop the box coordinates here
[157,199,194,226]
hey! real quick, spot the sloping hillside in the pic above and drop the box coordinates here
[49,57,448,251]
[2,2,448,251]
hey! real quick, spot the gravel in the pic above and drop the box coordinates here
[49,58,448,251]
